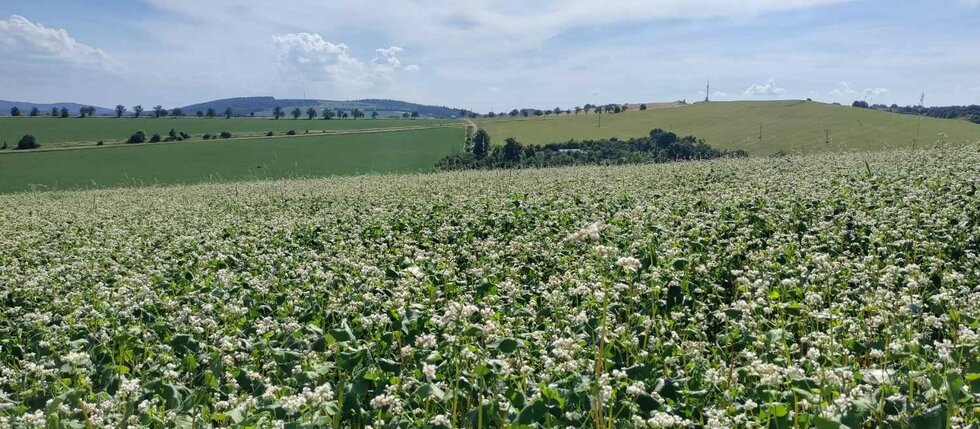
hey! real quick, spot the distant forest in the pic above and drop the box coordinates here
[851,101,980,124]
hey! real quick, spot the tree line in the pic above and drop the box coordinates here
[851,101,980,124]
[458,103,652,119]
[437,128,746,170]
[7,105,422,119]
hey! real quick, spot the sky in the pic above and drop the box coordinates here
[1,0,978,112]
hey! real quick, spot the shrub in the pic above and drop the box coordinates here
[127,131,147,144]
[96,141,104,146]
[16,135,39,150]
[203,133,212,140]
[149,133,162,143]
[286,130,297,136]
[219,131,232,139]
[179,132,190,140]
[267,131,275,137]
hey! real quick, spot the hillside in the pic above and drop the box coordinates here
[477,100,980,155]
[179,97,460,118]
[0,100,114,116]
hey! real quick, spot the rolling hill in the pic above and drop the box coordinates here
[179,97,461,118]
[477,100,980,155]
[0,100,114,116]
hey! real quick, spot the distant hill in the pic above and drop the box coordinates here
[0,100,114,116]
[476,100,980,155]
[179,97,461,118]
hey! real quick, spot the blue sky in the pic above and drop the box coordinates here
[1,0,978,111]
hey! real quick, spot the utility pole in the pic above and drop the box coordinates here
[705,81,710,102]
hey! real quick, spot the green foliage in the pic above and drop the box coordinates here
[439,129,745,170]
[472,129,491,159]
[127,130,147,144]
[15,134,38,150]
[149,133,162,143]
[219,131,232,139]
[0,148,977,427]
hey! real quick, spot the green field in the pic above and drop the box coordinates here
[478,100,980,155]
[0,116,453,149]
[0,127,463,193]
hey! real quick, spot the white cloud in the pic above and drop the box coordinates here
[272,33,420,91]
[373,46,420,72]
[713,91,728,97]
[743,79,786,96]
[0,15,118,71]
[829,82,889,100]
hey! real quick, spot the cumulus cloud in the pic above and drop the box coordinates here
[373,46,419,72]
[272,33,419,90]
[0,15,118,71]
[829,82,889,100]
[743,80,786,96]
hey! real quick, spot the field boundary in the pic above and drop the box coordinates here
[0,123,468,155]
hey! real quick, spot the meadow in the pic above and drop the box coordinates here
[1,147,977,428]
[477,101,980,155]
[0,117,453,149]
[0,128,463,193]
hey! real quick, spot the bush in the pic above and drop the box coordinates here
[179,132,191,140]
[203,133,212,140]
[286,130,297,136]
[96,141,104,146]
[219,131,232,139]
[16,135,39,150]
[149,133,162,143]
[127,130,147,144]
[266,131,275,137]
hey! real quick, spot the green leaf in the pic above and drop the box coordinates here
[811,416,844,429]
[515,400,548,425]
[495,338,520,354]
[909,404,946,429]
[414,383,446,401]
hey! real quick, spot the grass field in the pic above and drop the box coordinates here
[0,116,453,149]
[478,100,980,155]
[1,148,977,427]
[0,127,463,193]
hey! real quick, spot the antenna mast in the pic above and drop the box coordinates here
[705,81,710,102]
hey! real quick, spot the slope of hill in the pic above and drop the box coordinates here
[476,100,980,155]
[180,97,460,118]
[0,100,114,116]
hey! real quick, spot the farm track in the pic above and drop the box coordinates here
[0,123,468,155]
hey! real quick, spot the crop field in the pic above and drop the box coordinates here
[477,101,980,155]
[1,147,978,428]
[0,128,464,193]
[0,117,453,149]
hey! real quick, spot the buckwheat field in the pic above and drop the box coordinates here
[1,148,978,428]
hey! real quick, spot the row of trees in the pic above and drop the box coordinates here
[441,129,745,170]
[469,103,646,119]
[9,106,77,118]
[852,100,980,124]
[271,106,417,120]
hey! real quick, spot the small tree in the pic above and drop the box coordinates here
[196,111,204,117]
[51,107,59,117]
[206,107,216,118]
[371,111,379,119]
[153,105,165,118]
[149,133,162,143]
[472,129,491,159]
[224,107,233,119]
[291,107,302,120]
[29,107,40,117]
[352,108,363,119]
[60,108,69,118]
[639,104,648,111]
[502,137,523,163]
[16,135,39,150]
[171,108,184,117]
[322,109,334,120]
[219,131,232,139]
[411,111,419,118]
[128,130,147,144]
[116,105,126,118]
[273,106,284,120]
[306,107,317,120]
[10,107,20,116]
[133,105,144,118]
